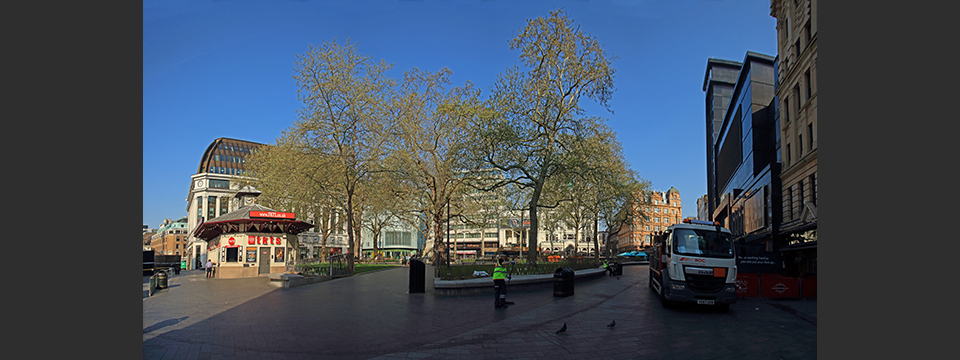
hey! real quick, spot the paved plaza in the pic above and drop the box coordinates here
[143,264,816,359]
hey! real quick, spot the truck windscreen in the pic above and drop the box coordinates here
[673,228,734,258]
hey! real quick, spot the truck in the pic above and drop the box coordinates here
[143,250,182,275]
[648,219,737,310]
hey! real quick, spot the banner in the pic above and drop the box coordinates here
[736,242,782,274]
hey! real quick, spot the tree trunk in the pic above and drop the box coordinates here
[593,213,600,260]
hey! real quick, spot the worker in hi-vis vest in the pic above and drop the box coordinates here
[493,257,510,308]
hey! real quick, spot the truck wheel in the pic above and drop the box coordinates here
[659,287,672,308]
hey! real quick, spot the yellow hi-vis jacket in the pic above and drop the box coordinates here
[493,264,508,280]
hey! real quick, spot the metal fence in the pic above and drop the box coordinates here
[292,254,351,277]
[436,258,602,280]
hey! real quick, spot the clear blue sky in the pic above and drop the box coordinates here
[143,0,777,229]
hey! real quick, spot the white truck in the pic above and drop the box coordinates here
[649,219,737,310]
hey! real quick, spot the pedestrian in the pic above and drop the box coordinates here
[205,259,213,278]
[493,257,509,308]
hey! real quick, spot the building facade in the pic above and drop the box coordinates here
[772,0,817,278]
[185,138,267,268]
[620,188,682,253]
[705,51,783,273]
[143,225,157,250]
[696,194,710,221]
[149,218,190,256]
[703,58,743,219]
[361,220,424,260]
[435,208,603,260]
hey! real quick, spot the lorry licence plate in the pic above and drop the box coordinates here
[697,300,715,305]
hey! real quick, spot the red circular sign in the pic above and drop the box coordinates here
[228,237,235,246]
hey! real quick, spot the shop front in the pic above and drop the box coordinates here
[192,186,313,279]
[207,233,293,278]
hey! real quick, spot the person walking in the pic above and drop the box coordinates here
[205,259,213,279]
[493,257,509,308]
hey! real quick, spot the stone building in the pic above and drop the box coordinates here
[771,0,817,278]
[185,138,267,269]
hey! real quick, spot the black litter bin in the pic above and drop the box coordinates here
[613,262,623,276]
[409,259,425,293]
[553,267,575,297]
[157,270,168,289]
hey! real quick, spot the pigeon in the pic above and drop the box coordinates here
[556,323,567,334]
[607,320,616,328]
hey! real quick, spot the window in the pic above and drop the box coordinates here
[654,226,660,232]
[799,133,803,154]
[808,123,814,150]
[783,97,790,123]
[795,37,800,59]
[645,225,649,231]
[196,197,204,222]
[799,179,805,207]
[226,247,239,262]
[207,196,217,219]
[794,85,801,116]
[805,69,812,102]
[786,143,792,165]
[809,173,817,206]
[673,228,733,258]
[220,197,229,216]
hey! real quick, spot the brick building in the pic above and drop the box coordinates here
[620,187,682,253]
[150,218,190,256]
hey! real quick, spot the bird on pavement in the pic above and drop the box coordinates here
[556,323,567,334]
[607,320,616,328]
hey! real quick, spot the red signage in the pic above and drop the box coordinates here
[246,235,283,245]
[250,211,295,219]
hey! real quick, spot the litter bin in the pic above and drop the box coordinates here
[613,262,623,276]
[409,259,425,293]
[553,267,575,297]
[157,270,168,289]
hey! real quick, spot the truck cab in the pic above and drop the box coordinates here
[649,219,737,310]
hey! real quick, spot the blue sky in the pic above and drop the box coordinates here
[143,0,777,229]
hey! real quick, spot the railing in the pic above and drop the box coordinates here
[436,258,602,280]
[292,254,351,277]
